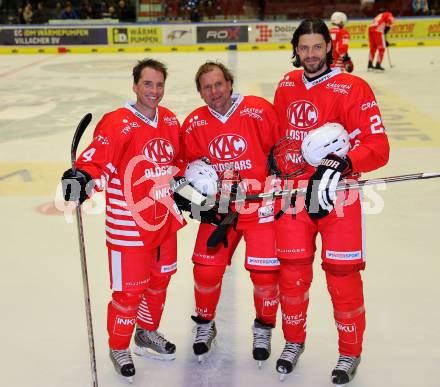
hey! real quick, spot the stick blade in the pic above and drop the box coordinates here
[71,113,93,164]
[170,178,208,206]
[206,212,238,248]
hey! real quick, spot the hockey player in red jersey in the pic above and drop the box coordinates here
[368,11,394,71]
[61,59,185,382]
[273,18,389,384]
[330,11,353,73]
[179,61,280,366]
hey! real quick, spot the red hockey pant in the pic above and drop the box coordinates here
[368,28,385,64]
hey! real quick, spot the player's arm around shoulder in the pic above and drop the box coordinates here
[342,75,390,173]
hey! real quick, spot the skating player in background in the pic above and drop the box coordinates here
[61,59,185,382]
[273,18,389,385]
[330,11,353,73]
[368,11,394,71]
[179,61,280,367]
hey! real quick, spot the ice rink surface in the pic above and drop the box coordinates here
[1,46,440,387]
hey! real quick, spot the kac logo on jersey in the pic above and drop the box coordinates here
[143,138,175,164]
[208,134,247,161]
[287,100,318,129]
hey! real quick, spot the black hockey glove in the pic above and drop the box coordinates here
[195,207,226,226]
[342,53,351,63]
[384,26,391,34]
[174,192,225,225]
[61,168,94,204]
[344,60,354,73]
[172,175,208,211]
[172,177,225,226]
[305,154,351,219]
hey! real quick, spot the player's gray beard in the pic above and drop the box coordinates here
[302,57,327,76]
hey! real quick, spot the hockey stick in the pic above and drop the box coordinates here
[171,178,239,248]
[172,172,440,207]
[206,211,238,248]
[386,46,394,68]
[228,172,440,204]
[70,113,99,387]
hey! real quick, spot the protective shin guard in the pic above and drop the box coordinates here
[369,48,376,63]
[137,275,171,331]
[193,264,226,320]
[250,270,279,326]
[378,48,385,64]
[108,291,143,349]
[326,271,366,357]
[279,262,313,343]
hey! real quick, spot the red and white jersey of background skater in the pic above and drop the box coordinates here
[76,104,185,252]
[369,12,394,34]
[330,25,350,69]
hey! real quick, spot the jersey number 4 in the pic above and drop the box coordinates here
[82,148,96,162]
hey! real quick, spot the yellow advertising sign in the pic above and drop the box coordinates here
[346,18,440,42]
[345,22,369,41]
[110,26,162,45]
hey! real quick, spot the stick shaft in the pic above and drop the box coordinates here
[74,206,98,387]
[234,172,440,203]
[386,46,393,68]
[70,113,98,387]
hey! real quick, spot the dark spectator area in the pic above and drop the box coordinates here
[0,0,439,24]
[0,0,136,24]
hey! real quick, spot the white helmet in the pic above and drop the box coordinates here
[184,159,219,196]
[301,123,350,167]
[331,11,347,26]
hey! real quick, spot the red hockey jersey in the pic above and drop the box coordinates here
[273,68,389,178]
[76,104,185,251]
[370,12,394,34]
[181,94,279,226]
[330,25,350,69]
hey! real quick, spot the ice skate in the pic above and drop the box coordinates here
[276,342,305,381]
[374,62,385,71]
[252,318,273,369]
[331,355,361,386]
[191,315,217,363]
[109,348,135,383]
[133,327,176,360]
[367,60,374,71]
